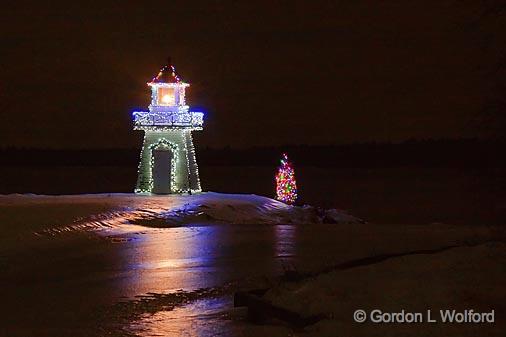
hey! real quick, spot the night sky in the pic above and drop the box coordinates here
[1,1,505,149]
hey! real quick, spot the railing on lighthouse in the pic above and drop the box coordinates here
[132,110,204,129]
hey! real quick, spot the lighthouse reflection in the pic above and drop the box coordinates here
[119,224,298,292]
[118,226,226,294]
[113,223,297,335]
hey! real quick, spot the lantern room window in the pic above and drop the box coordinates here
[157,87,176,106]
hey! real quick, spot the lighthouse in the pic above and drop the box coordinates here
[132,59,204,194]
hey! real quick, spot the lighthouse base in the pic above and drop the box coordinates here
[135,130,201,194]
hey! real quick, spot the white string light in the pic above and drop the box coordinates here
[133,64,204,194]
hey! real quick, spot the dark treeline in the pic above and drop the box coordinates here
[1,139,505,168]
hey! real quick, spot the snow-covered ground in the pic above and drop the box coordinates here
[1,192,504,336]
[0,191,360,240]
[262,241,506,337]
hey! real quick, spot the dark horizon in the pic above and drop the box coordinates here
[0,136,504,150]
[2,1,505,149]
[2,138,504,169]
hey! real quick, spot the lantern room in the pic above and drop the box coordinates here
[148,59,189,109]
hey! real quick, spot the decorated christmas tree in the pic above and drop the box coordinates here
[275,153,297,204]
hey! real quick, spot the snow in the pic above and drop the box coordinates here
[262,241,506,336]
[0,192,361,247]
[1,192,504,336]
[148,192,362,226]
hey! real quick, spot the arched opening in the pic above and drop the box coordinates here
[150,141,176,194]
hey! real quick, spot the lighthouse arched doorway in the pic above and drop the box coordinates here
[152,146,173,194]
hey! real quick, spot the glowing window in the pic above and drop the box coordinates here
[157,87,176,106]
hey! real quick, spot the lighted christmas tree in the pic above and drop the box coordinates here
[275,153,297,204]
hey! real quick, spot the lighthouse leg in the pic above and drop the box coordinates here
[185,131,202,192]
[135,133,153,193]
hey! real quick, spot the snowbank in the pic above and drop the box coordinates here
[0,192,362,234]
[132,192,362,227]
[261,241,506,336]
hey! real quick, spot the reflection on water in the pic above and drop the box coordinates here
[129,297,234,337]
[109,224,297,335]
[132,227,216,270]
[109,223,300,295]
[122,226,224,294]
[275,225,297,258]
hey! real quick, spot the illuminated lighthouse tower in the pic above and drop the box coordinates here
[133,59,204,194]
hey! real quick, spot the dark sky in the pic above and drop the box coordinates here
[1,1,505,149]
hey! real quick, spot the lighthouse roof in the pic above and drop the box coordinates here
[149,58,183,84]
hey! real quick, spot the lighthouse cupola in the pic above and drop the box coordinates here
[148,58,189,108]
